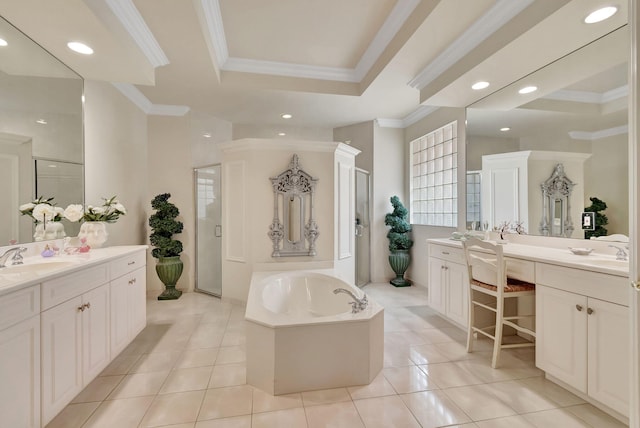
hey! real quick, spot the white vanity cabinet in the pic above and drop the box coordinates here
[110,251,147,356]
[41,265,111,424]
[428,244,468,327]
[535,263,629,417]
[0,285,41,428]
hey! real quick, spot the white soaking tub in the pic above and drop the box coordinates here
[245,270,384,395]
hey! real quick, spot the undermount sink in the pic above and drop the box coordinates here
[0,260,78,276]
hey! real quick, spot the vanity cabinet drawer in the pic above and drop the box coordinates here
[110,250,146,280]
[41,264,109,310]
[535,263,628,306]
[0,285,40,331]
[429,244,464,264]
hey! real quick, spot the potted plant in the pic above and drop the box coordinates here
[584,196,609,239]
[149,193,184,300]
[384,196,413,287]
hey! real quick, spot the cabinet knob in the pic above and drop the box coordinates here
[587,307,594,315]
[84,302,91,310]
[575,304,583,311]
[77,305,85,312]
[442,251,450,255]
[128,261,136,266]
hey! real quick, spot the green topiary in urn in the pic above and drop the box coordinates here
[149,193,184,300]
[385,196,413,287]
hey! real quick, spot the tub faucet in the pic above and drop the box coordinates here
[609,245,628,261]
[0,247,27,268]
[333,288,368,313]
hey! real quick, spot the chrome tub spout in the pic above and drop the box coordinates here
[333,288,368,313]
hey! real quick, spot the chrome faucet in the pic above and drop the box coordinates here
[609,245,628,261]
[0,247,27,268]
[333,288,368,313]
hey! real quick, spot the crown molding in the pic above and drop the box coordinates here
[353,0,420,80]
[375,118,405,128]
[112,83,189,116]
[198,0,417,82]
[569,124,628,140]
[408,0,533,90]
[104,0,169,67]
[195,0,229,68]
[376,105,439,129]
[543,85,628,104]
[224,57,358,81]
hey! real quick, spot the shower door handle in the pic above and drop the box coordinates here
[215,225,222,237]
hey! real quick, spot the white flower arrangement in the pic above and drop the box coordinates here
[20,196,127,224]
[19,196,64,223]
[71,196,127,223]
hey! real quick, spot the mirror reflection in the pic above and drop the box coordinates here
[466,26,628,240]
[0,15,84,245]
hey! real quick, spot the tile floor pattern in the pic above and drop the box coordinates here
[46,283,628,428]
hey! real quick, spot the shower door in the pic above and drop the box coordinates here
[195,165,222,296]
[355,169,371,286]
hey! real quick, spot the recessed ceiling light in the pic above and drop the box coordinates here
[500,127,511,132]
[518,86,538,94]
[36,119,47,125]
[67,41,93,55]
[278,132,286,136]
[584,6,618,23]
[0,39,7,47]
[471,81,490,90]
[203,133,212,138]
[281,113,292,119]
[48,164,57,168]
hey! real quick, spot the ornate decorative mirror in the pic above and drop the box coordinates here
[539,163,575,237]
[268,154,319,256]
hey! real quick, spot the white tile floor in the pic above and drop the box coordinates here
[46,283,628,428]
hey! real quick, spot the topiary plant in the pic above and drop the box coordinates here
[584,196,608,239]
[149,193,184,258]
[385,196,414,251]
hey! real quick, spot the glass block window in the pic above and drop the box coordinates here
[466,171,481,228]
[410,121,458,226]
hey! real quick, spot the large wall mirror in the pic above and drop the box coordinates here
[0,16,84,245]
[466,25,628,240]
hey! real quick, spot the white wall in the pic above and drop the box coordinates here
[585,134,629,236]
[233,124,333,141]
[371,125,405,283]
[145,115,196,293]
[84,81,148,248]
[221,139,354,302]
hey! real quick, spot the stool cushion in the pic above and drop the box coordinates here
[471,277,535,292]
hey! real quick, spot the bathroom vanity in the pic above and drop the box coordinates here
[0,245,147,427]
[427,238,629,422]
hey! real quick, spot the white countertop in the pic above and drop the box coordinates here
[0,245,148,297]
[428,238,629,277]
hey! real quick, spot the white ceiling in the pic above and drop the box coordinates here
[0,0,629,132]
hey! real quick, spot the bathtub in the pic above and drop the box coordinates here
[245,270,384,395]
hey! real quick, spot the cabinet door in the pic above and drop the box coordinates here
[130,267,147,338]
[428,257,445,314]
[0,316,40,428]
[83,283,110,382]
[535,285,588,393]
[110,275,131,357]
[42,296,83,425]
[587,298,629,417]
[445,262,468,327]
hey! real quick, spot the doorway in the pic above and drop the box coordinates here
[355,168,371,287]
[195,165,222,296]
